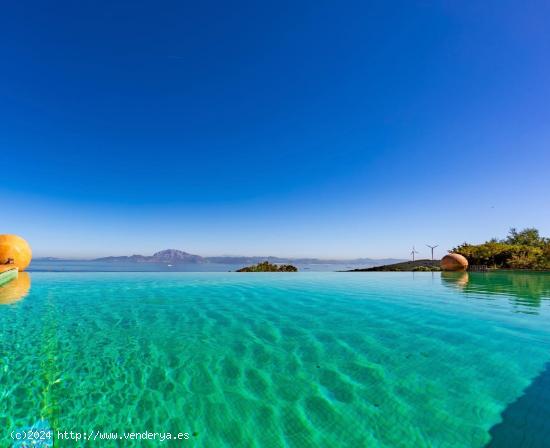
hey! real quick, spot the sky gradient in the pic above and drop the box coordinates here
[2,1,550,259]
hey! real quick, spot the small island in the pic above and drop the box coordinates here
[236,261,298,272]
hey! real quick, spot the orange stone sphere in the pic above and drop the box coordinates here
[0,234,32,271]
[441,253,468,271]
[0,272,31,304]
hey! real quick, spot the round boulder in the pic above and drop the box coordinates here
[441,253,468,271]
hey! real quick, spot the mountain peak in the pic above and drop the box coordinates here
[152,249,191,257]
[94,249,204,263]
[151,249,203,263]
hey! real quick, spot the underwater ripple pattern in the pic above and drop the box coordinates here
[1,272,550,447]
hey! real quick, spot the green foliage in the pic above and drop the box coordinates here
[237,261,298,272]
[452,228,550,270]
[412,265,441,272]
[505,227,547,247]
[277,264,299,272]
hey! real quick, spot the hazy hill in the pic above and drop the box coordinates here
[348,259,441,271]
[94,249,204,264]
[206,256,403,265]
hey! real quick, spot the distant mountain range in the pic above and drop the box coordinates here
[94,249,203,264]
[36,249,403,266]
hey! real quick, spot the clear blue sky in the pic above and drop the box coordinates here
[2,1,549,259]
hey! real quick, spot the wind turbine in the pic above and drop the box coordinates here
[410,246,419,262]
[426,244,439,260]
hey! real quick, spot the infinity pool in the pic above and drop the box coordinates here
[1,272,549,447]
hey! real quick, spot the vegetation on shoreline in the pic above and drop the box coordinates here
[452,228,550,270]
[348,259,441,272]
[348,228,550,272]
[236,261,298,272]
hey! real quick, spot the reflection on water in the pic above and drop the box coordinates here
[0,272,31,304]
[442,271,550,312]
[441,271,469,288]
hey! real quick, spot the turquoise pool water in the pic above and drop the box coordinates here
[1,272,550,447]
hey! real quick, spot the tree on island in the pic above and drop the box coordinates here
[452,228,550,270]
[236,261,298,272]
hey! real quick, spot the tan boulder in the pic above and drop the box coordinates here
[441,253,468,271]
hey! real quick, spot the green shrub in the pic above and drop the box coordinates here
[452,228,550,270]
[237,261,298,272]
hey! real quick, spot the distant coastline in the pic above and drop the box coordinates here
[347,259,441,272]
[34,249,404,267]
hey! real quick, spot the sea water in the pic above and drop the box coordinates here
[1,272,549,447]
